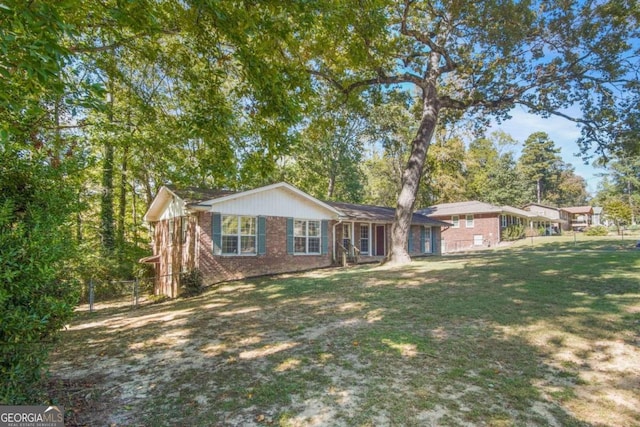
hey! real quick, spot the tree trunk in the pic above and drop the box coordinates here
[327,174,335,199]
[628,180,636,225]
[101,141,115,254]
[101,90,115,255]
[537,178,542,204]
[117,145,128,256]
[385,85,439,266]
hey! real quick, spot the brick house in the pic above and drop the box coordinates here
[141,182,448,297]
[418,201,554,253]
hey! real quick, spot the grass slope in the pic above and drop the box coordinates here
[49,237,640,426]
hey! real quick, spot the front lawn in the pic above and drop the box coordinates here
[49,239,640,426]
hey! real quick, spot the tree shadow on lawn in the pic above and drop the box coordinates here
[49,250,639,426]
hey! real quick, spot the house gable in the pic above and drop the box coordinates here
[143,186,188,222]
[200,182,341,219]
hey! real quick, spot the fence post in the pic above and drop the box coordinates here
[134,278,139,308]
[89,279,94,313]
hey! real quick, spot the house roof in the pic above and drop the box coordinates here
[418,200,503,216]
[562,206,594,214]
[418,200,555,222]
[522,202,560,211]
[144,182,452,227]
[167,186,236,206]
[327,201,451,226]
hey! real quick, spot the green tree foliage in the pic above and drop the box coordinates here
[284,97,366,202]
[555,167,589,206]
[465,131,529,206]
[419,131,467,206]
[595,155,640,224]
[518,132,564,203]
[604,198,633,234]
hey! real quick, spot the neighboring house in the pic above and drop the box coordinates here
[562,206,594,231]
[418,201,554,253]
[522,202,570,232]
[592,206,603,226]
[141,182,449,297]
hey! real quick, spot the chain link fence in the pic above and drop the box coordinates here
[80,277,155,312]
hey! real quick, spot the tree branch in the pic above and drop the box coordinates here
[308,68,425,95]
[399,0,456,74]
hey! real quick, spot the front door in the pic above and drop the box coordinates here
[375,225,385,256]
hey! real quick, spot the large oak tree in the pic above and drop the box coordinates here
[303,0,640,264]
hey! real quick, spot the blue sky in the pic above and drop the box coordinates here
[491,106,603,196]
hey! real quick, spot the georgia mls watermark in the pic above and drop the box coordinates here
[0,406,64,427]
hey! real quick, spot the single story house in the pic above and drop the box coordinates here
[522,202,570,232]
[417,200,554,253]
[141,182,449,297]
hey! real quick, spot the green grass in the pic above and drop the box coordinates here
[48,237,640,426]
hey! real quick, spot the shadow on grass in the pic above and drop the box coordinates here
[50,249,639,426]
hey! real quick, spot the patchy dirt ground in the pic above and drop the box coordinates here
[48,254,640,426]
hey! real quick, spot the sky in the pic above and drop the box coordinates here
[490,106,603,196]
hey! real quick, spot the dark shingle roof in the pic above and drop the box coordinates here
[167,186,236,205]
[327,201,451,226]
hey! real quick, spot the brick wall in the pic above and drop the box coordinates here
[196,213,333,286]
[152,213,445,297]
[433,213,501,252]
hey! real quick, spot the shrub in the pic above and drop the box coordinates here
[1,150,78,403]
[501,224,526,241]
[179,269,204,297]
[585,226,609,236]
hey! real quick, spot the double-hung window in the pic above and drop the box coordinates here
[294,220,321,254]
[452,215,460,228]
[360,225,370,255]
[222,215,256,255]
[423,227,432,253]
[466,214,474,228]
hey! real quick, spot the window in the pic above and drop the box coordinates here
[424,227,432,253]
[360,225,369,255]
[473,234,484,246]
[452,215,459,228]
[221,215,256,255]
[466,214,474,228]
[501,215,507,228]
[294,219,321,254]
